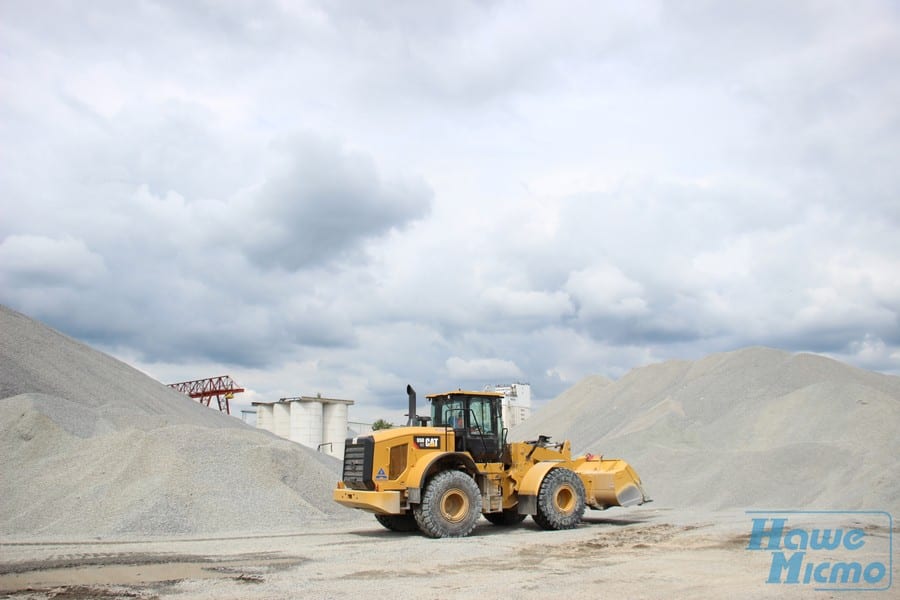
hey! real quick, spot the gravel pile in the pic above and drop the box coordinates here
[6,302,896,539]
[0,305,355,540]
[513,347,900,514]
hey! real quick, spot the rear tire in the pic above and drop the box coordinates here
[532,468,586,530]
[413,470,482,538]
[483,509,527,526]
[374,512,419,532]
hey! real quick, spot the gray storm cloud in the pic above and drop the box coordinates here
[1,1,898,420]
[240,135,432,271]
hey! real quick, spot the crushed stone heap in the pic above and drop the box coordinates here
[513,347,900,514]
[0,305,356,540]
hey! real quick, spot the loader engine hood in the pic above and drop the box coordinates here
[342,427,451,490]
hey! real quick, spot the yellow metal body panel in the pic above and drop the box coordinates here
[333,488,402,515]
[404,450,477,491]
[516,460,561,497]
[366,426,455,492]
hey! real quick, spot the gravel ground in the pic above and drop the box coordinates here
[1,508,896,599]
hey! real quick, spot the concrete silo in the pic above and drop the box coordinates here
[255,403,274,432]
[272,402,291,439]
[322,401,349,458]
[252,395,354,458]
[290,399,323,449]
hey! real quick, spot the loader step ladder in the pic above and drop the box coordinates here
[480,475,504,512]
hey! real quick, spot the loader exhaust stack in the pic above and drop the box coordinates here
[405,384,417,426]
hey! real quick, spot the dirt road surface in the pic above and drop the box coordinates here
[4,507,894,599]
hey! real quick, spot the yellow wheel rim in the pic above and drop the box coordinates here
[439,488,469,523]
[554,484,576,514]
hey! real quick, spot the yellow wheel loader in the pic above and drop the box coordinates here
[333,385,649,538]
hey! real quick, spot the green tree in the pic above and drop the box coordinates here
[372,419,394,431]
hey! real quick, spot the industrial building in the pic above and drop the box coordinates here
[253,394,354,458]
[487,382,532,427]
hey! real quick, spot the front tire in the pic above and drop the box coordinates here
[533,468,586,530]
[413,470,482,538]
[375,512,419,532]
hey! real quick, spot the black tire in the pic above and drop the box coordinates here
[483,509,527,526]
[413,470,482,538]
[374,512,419,532]
[532,468,586,530]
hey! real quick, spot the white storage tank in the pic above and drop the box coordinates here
[290,399,323,449]
[255,404,274,432]
[254,395,354,455]
[273,401,291,439]
[322,401,350,457]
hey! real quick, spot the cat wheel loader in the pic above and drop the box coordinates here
[333,385,649,538]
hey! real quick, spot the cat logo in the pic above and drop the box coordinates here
[414,436,441,449]
[375,467,388,480]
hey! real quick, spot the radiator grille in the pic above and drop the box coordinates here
[342,436,374,490]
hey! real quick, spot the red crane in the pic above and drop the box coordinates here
[168,375,245,415]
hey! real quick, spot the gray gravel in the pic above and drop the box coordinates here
[5,303,897,540]
[512,346,900,514]
[0,305,358,540]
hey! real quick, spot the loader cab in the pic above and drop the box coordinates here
[427,390,505,463]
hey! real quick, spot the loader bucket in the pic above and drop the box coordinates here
[575,458,649,509]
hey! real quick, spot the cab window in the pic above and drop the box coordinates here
[432,397,465,428]
[468,397,495,434]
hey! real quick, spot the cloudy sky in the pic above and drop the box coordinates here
[2,1,899,424]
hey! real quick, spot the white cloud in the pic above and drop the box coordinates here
[0,235,106,287]
[565,265,648,319]
[1,0,898,418]
[480,286,573,321]
[445,357,524,381]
